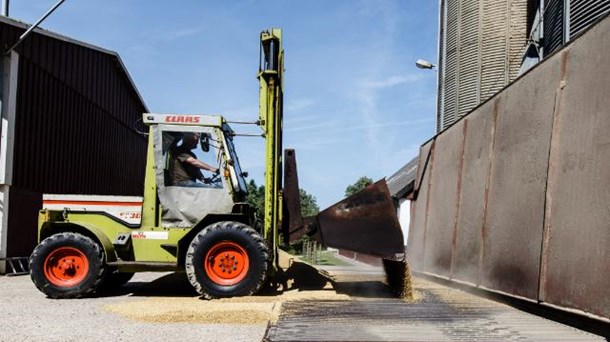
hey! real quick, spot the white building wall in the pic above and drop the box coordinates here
[0,52,18,274]
[398,198,411,248]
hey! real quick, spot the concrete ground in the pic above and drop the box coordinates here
[0,272,271,342]
[0,254,606,342]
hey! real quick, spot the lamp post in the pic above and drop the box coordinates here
[5,0,66,54]
[415,58,441,132]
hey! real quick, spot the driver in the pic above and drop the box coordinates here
[171,132,220,187]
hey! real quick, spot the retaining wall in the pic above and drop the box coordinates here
[407,15,610,320]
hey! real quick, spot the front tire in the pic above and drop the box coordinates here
[29,232,105,299]
[185,221,270,299]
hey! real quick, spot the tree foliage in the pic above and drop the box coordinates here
[299,189,320,217]
[245,179,319,229]
[245,179,265,229]
[344,176,374,197]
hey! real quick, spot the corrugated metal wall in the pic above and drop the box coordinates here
[443,0,458,129]
[570,0,610,36]
[543,0,566,56]
[436,0,446,132]
[409,14,610,320]
[537,0,610,57]
[0,19,147,257]
[437,0,528,132]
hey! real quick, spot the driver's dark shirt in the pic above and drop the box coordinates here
[171,147,203,184]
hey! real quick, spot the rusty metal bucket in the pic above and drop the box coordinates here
[282,149,405,260]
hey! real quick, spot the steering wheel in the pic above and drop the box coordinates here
[202,172,221,184]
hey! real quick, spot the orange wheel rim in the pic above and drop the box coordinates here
[43,247,89,287]
[204,241,250,286]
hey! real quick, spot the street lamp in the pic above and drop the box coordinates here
[414,58,440,132]
[415,59,436,70]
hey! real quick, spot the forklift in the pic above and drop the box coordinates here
[29,29,406,299]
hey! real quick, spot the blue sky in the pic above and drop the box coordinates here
[12,1,438,208]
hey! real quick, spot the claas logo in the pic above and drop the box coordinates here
[165,115,201,123]
[132,232,146,239]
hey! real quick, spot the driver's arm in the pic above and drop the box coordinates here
[184,157,219,174]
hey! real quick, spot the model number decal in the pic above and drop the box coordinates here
[119,212,142,219]
[131,231,169,240]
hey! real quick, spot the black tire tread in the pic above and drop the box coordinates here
[29,232,105,299]
[185,221,270,299]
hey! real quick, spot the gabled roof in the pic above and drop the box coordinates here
[0,15,148,112]
[387,156,418,199]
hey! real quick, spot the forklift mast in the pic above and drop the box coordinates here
[258,29,284,254]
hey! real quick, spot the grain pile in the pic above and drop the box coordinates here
[104,288,349,325]
[104,297,277,324]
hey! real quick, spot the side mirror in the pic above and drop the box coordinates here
[241,171,249,178]
[200,133,211,152]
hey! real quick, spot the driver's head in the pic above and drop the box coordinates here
[182,132,200,150]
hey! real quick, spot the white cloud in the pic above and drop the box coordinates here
[359,74,424,89]
[286,98,316,112]
[221,105,259,122]
[286,117,432,134]
[285,122,332,133]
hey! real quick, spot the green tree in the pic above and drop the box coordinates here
[245,179,265,229]
[244,179,320,229]
[299,188,320,217]
[244,179,320,254]
[344,176,374,197]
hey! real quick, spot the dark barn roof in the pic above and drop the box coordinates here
[0,15,148,111]
[0,16,149,257]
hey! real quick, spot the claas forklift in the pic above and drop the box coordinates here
[29,29,407,299]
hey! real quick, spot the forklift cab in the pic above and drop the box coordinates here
[149,118,248,228]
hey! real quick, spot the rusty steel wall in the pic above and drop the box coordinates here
[407,140,434,271]
[480,54,560,299]
[451,99,497,284]
[0,19,147,257]
[422,121,465,277]
[539,16,610,319]
[408,15,610,320]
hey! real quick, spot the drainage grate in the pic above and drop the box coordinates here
[264,279,604,342]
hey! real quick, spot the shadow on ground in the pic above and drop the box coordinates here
[283,260,396,299]
[96,259,396,299]
[97,260,334,298]
[98,273,198,298]
[332,280,395,298]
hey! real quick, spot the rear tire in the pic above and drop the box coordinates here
[185,221,269,299]
[29,232,105,299]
